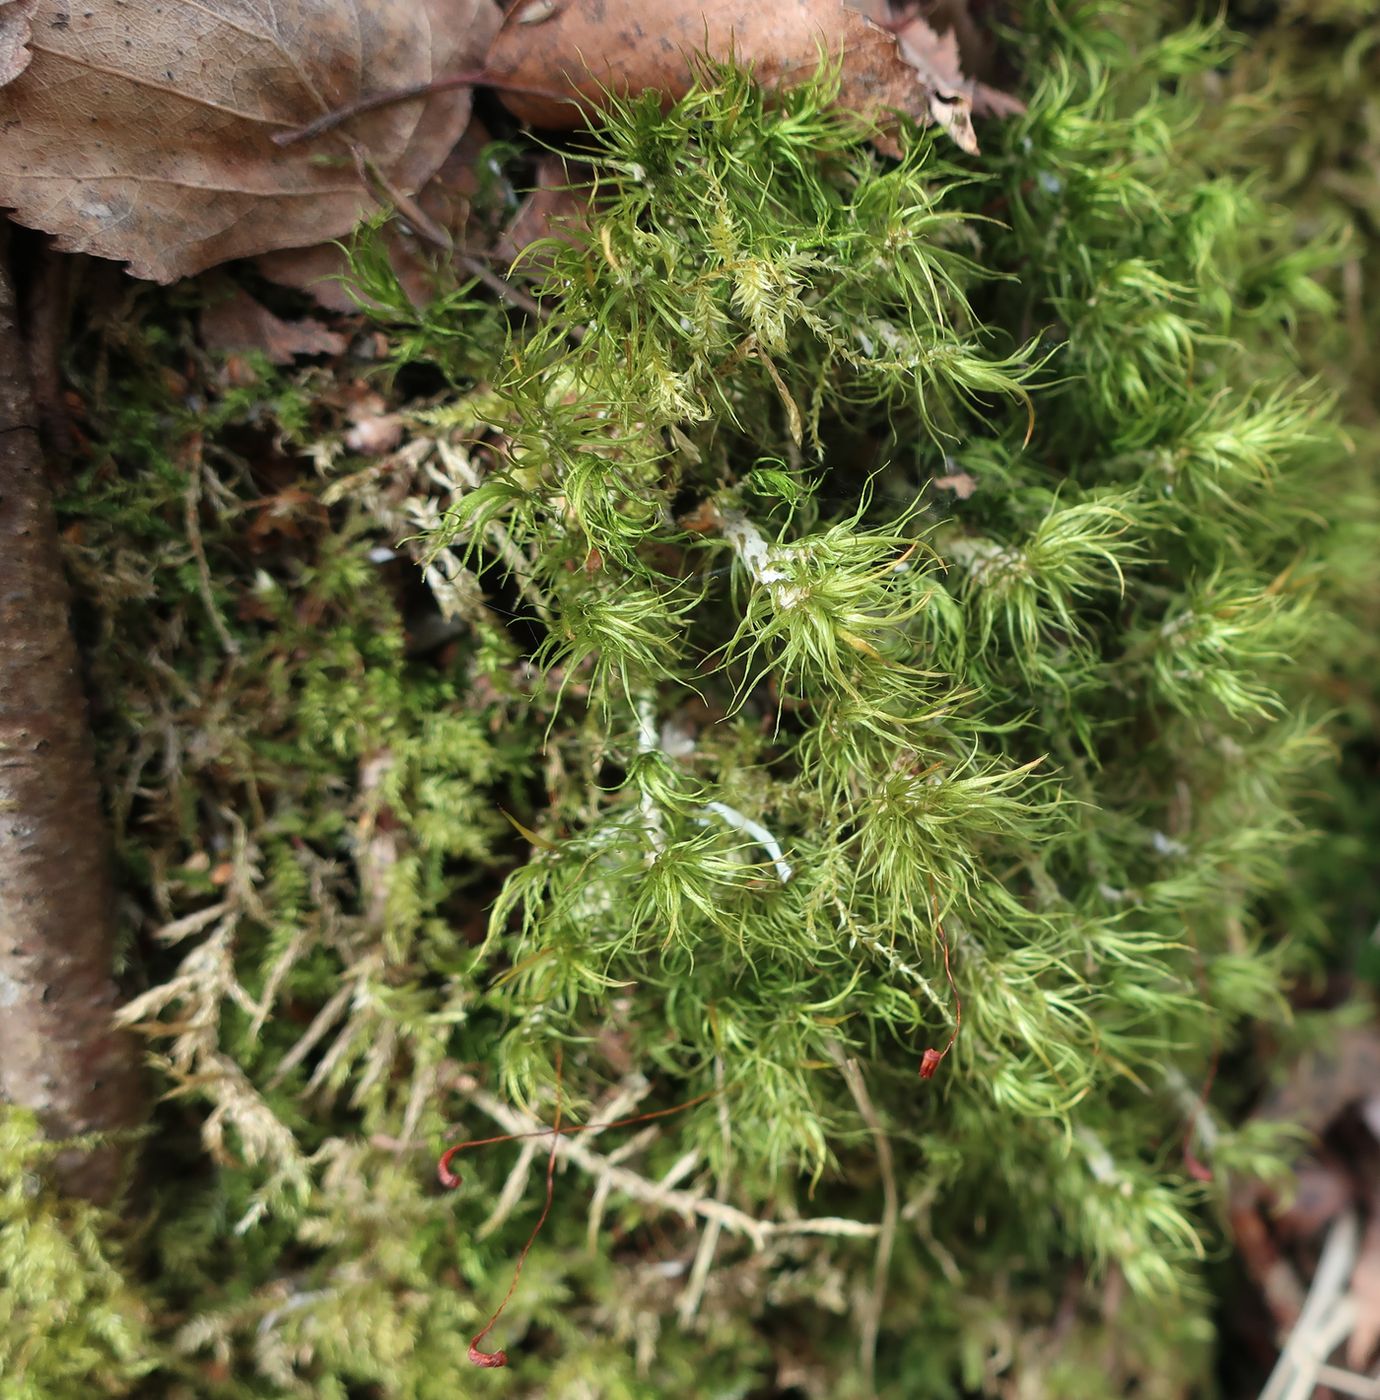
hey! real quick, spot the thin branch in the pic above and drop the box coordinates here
[183,447,239,658]
[272,72,584,147]
[1260,1211,1361,1400]
[636,697,667,854]
[829,1045,897,1400]
[478,1139,541,1241]
[500,1076,649,1245]
[458,253,559,325]
[701,800,793,883]
[349,145,452,252]
[678,1056,730,1326]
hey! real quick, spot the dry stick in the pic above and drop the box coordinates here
[1179,937,1221,1182]
[182,443,239,658]
[484,1076,649,1241]
[458,253,558,326]
[829,1046,898,1400]
[0,231,146,1203]
[677,1056,730,1326]
[443,1073,713,1368]
[272,73,587,148]
[1259,1211,1361,1400]
[438,1088,719,1189]
[349,145,452,252]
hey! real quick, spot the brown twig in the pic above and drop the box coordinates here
[272,72,587,148]
[458,253,560,325]
[829,1046,897,1400]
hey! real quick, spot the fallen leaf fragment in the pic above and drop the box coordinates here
[0,0,500,282]
[494,155,592,271]
[485,0,1002,154]
[1253,1027,1380,1137]
[893,7,1024,118]
[891,15,979,152]
[1272,1154,1354,1241]
[258,122,496,313]
[0,0,36,85]
[344,393,405,454]
[933,468,977,499]
[199,286,347,364]
[255,243,370,317]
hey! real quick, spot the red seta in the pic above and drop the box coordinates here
[438,1060,716,1368]
[919,879,962,1080]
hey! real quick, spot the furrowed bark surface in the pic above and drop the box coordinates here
[0,241,144,1201]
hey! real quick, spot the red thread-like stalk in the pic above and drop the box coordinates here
[919,879,962,1079]
[438,1076,718,1367]
[463,1049,565,1368]
[436,1090,717,1191]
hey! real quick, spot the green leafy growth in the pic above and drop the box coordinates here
[0,1112,158,1399]
[12,6,1373,1397]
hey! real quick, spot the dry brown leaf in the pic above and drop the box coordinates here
[841,0,892,22]
[0,0,37,85]
[257,122,495,312]
[932,468,977,498]
[0,0,500,282]
[485,0,990,154]
[199,285,347,364]
[494,154,591,270]
[343,389,404,454]
[891,14,977,150]
[1271,1155,1354,1241]
[254,243,370,317]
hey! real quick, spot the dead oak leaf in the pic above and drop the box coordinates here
[494,154,592,271]
[199,285,347,364]
[257,120,496,313]
[0,0,37,85]
[0,0,500,282]
[486,0,996,155]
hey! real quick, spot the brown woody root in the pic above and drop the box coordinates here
[0,235,144,1203]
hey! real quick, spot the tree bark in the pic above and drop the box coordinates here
[0,237,144,1203]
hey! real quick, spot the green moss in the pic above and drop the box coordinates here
[0,1112,158,1399]
[8,4,1377,1396]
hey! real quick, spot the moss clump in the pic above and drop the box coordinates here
[0,1111,156,1399]
[8,3,1375,1397]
